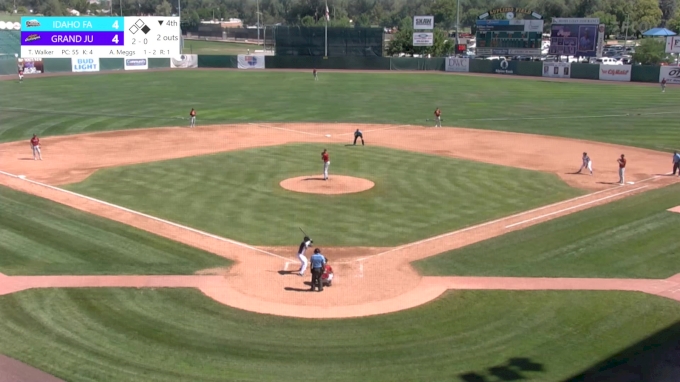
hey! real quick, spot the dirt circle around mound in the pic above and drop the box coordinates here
[279,175,375,195]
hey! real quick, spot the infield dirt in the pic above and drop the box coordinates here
[0,123,678,319]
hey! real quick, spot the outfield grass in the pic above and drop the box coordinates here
[0,289,678,381]
[182,39,262,55]
[65,144,580,246]
[0,186,231,275]
[0,71,678,151]
[415,183,680,279]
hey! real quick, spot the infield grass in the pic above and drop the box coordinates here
[64,144,581,246]
[0,289,678,382]
[415,183,680,279]
[0,185,231,275]
[182,39,262,55]
[1,71,679,151]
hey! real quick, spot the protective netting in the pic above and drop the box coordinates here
[0,30,20,59]
[275,26,383,57]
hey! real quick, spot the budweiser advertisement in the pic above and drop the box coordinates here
[598,64,631,82]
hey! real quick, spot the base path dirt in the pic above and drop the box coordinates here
[280,175,375,194]
[0,123,678,320]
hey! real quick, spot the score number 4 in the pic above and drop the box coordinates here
[112,20,120,44]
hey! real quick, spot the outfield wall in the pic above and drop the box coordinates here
[1,54,671,85]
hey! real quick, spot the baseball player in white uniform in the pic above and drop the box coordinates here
[577,152,593,175]
[297,236,312,276]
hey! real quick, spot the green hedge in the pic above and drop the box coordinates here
[469,59,494,73]
[389,57,445,71]
[0,59,17,76]
[197,55,238,68]
[148,58,170,69]
[99,58,124,71]
[570,63,599,80]
[631,65,660,83]
[43,58,71,73]
[265,56,390,70]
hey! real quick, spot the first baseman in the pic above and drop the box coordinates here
[322,149,330,180]
[30,134,42,160]
[297,236,313,276]
[617,154,627,185]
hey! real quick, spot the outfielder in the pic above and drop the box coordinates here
[18,67,23,83]
[30,134,42,160]
[577,152,593,175]
[321,149,330,180]
[662,78,667,93]
[434,107,442,127]
[297,236,313,276]
[313,68,318,81]
[189,108,196,128]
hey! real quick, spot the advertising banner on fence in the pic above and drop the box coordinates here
[660,66,680,83]
[542,62,570,78]
[413,32,434,47]
[549,18,600,57]
[666,36,680,53]
[599,64,631,81]
[124,58,148,70]
[171,54,198,68]
[18,58,43,74]
[493,59,518,75]
[71,58,99,72]
[445,57,469,72]
[237,55,265,69]
[413,16,434,30]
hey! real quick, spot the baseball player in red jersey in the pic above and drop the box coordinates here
[434,107,442,127]
[313,68,318,81]
[30,134,42,160]
[189,108,196,128]
[321,149,330,180]
[18,67,23,83]
[617,154,627,185]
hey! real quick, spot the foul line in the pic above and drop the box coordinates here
[0,170,291,262]
[505,185,648,228]
[356,177,659,262]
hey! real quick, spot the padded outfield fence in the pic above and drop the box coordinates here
[0,53,663,84]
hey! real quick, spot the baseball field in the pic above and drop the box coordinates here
[1,70,680,381]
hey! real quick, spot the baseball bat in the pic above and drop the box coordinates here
[299,227,309,237]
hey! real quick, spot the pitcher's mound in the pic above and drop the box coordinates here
[280,175,375,195]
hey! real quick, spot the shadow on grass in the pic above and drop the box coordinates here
[564,320,680,382]
[459,357,544,381]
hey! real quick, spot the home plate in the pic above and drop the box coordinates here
[325,134,331,137]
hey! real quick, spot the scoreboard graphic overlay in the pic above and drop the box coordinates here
[475,19,543,56]
[20,16,180,58]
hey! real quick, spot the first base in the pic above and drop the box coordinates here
[627,181,635,185]
[325,134,331,137]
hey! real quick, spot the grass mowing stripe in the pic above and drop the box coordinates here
[415,183,680,279]
[0,185,231,275]
[0,289,679,381]
[1,72,680,150]
[66,144,581,246]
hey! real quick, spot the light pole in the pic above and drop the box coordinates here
[624,13,629,49]
[256,0,260,45]
[455,0,460,48]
